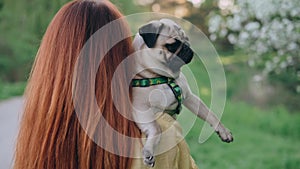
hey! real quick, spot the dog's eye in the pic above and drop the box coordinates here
[165,39,182,53]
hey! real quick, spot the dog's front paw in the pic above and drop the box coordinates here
[142,149,155,167]
[215,124,233,143]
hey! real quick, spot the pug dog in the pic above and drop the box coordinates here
[132,19,233,167]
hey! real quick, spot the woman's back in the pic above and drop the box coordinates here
[13,1,140,168]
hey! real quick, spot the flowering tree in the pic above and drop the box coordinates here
[208,0,300,92]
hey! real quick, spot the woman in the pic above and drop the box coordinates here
[14,0,141,168]
[14,0,199,168]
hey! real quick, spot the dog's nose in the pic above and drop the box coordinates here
[167,45,194,72]
[177,42,194,64]
[165,40,194,65]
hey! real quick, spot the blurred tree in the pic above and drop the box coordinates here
[0,0,69,82]
[111,0,148,14]
[0,0,146,82]
[133,0,218,34]
[0,0,2,12]
[207,0,300,93]
[132,0,233,50]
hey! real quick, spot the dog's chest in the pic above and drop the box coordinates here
[132,84,178,112]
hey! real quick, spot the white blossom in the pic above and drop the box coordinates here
[219,28,228,37]
[248,59,255,67]
[245,22,260,31]
[256,42,268,55]
[287,56,293,64]
[296,85,300,93]
[208,15,222,33]
[287,42,298,51]
[208,0,300,83]
[273,57,280,64]
[209,33,217,41]
[228,34,237,44]
[280,61,287,69]
[226,16,242,31]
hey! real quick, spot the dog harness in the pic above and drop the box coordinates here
[131,76,182,116]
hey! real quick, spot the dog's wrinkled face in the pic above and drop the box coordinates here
[133,19,194,78]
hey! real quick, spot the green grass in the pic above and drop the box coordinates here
[178,55,300,169]
[0,81,26,100]
[181,101,300,169]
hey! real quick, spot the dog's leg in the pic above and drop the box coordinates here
[137,121,161,167]
[176,73,233,142]
[132,101,161,167]
[183,93,233,142]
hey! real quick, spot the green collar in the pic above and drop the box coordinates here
[131,76,174,87]
[131,76,182,116]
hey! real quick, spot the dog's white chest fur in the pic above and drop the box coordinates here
[132,83,178,114]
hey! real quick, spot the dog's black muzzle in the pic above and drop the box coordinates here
[165,39,194,71]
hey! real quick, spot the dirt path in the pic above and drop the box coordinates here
[0,97,23,169]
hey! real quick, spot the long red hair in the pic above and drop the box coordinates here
[14,0,140,168]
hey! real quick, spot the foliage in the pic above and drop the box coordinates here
[177,59,300,168]
[111,0,148,15]
[208,0,300,92]
[184,101,300,169]
[132,0,220,35]
[0,81,26,100]
[0,0,69,82]
[0,0,145,83]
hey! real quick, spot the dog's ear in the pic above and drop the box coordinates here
[139,22,164,48]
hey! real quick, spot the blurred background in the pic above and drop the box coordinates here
[0,0,299,168]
